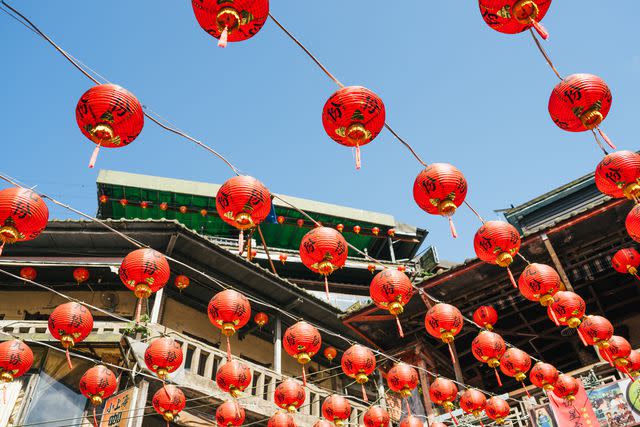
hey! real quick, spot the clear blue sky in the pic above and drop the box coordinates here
[1,1,638,263]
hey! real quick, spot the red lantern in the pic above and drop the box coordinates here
[153,385,186,423]
[322,394,351,427]
[144,337,184,380]
[577,315,613,348]
[387,228,395,237]
[478,0,550,38]
[612,248,640,279]
[297,219,304,227]
[485,397,510,425]
[80,365,118,426]
[19,266,37,281]
[473,306,498,330]
[192,0,269,48]
[140,201,148,209]
[268,411,297,427]
[119,248,170,322]
[274,378,306,413]
[460,388,487,419]
[48,302,93,368]
[471,331,506,386]
[0,187,49,253]
[277,216,285,224]
[424,303,463,363]
[627,350,640,377]
[547,291,585,328]
[216,176,271,244]
[548,74,615,150]
[324,346,337,362]
[299,227,348,299]
[429,377,459,423]
[314,422,334,427]
[474,221,521,287]
[370,269,413,337]
[518,263,561,306]
[73,267,89,285]
[160,202,168,211]
[174,275,190,291]
[179,206,188,214]
[99,195,108,204]
[529,362,559,391]
[400,416,429,427]
[216,400,245,427]
[279,253,288,264]
[397,265,406,272]
[120,199,128,207]
[283,321,321,385]
[200,209,208,216]
[367,263,376,273]
[552,374,579,402]
[322,86,386,169]
[216,359,252,398]
[387,363,419,398]
[599,335,631,369]
[371,227,380,236]
[208,289,251,360]
[254,312,268,328]
[363,406,390,427]
[75,84,144,167]
[353,225,361,234]
[627,205,640,242]
[336,223,344,232]
[595,151,640,200]
[413,163,468,238]
[341,344,376,401]
[500,348,532,390]
[0,340,33,383]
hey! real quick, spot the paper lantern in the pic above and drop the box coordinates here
[529,362,558,391]
[48,302,93,368]
[274,378,306,413]
[549,74,614,149]
[144,337,184,380]
[152,385,186,423]
[322,86,386,169]
[473,305,498,330]
[277,216,285,224]
[75,84,144,167]
[627,205,640,243]
[599,335,631,369]
[313,421,334,427]
[73,267,89,285]
[283,321,321,385]
[299,227,348,299]
[324,346,337,362]
[174,275,190,291]
[0,340,33,383]
[371,227,380,236]
[19,266,36,281]
[279,253,288,264]
[119,199,128,207]
[413,163,467,237]
[595,151,640,200]
[341,344,376,401]
[518,263,561,306]
[474,221,521,287]
[216,359,252,398]
[0,187,49,253]
[472,331,506,386]
[485,397,510,425]
[160,202,168,211]
[459,388,487,419]
[478,0,551,39]
[268,411,297,427]
[140,201,148,209]
[254,312,268,328]
[547,291,585,328]
[369,269,413,337]
[387,363,419,398]
[429,377,459,423]
[216,400,245,427]
[577,315,613,348]
[363,406,390,427]
[80,365,118,426]
[192,0,269,48]
[99,195,108,204]
[500,348,532,388]
[119,248,170,322]
[208,289,251,360]
[627,350,640,377]
[322,394,351,427]
[552,374,579,402]
[424,303,463,363]
[400,416,430,427]
[612,248,640,279]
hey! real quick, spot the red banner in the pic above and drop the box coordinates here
[548,380,599,427]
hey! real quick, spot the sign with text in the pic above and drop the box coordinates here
[99,387,137,427]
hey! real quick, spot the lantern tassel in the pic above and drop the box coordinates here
[218,27,229,48]
[226,336,232,361]
[88,144,101,169]
[531,20,549,40]
[93,406,98,427]
[448,409,459,425]
[0,241,5,256]
[361,383,368,403]
[355,144,361,170]
[135,298,143,324]
[448,342,456,365]
[66,348,73,369]
[405,399,412,417]
[603,348,614,367]
[577,327,589,346]
[549,307,560,326]
[448,216,458,239]
[522,382,531,398]
[238,230,244,255]
[507,267,517,288]
[597,127,616,150]
[395,316,404,338]
[302,365,307,386]
[621,365,635,381]
[494,367,503,387]
[324,276,330,301]
[479,418,485,427]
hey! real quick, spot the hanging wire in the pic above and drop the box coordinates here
[529,29,563,81]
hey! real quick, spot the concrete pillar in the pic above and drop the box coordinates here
[131,381,149,427]
[274,315,282,375]
[376,370,388,410]
[388,237,396,263]
[149,288,164,324]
